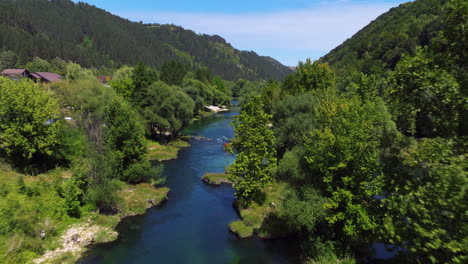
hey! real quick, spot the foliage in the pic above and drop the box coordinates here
[320,0,447,85]
[282,59,336,95]
[381,138,467,263]
[279,187,327,233]
[65,62,94,82]
[0,0,293,81]
[140,81,194,138]
[272,93,319,157]
[102,98,147,181]
[25,57,52,72]
[0,77,62,173]
[304,90,396,240]
[386,47,464,138]
[131,61,158,103]
[195,66,212,84]
[110,65,135,99]
[229,96,277,203]
[0,50,17,70]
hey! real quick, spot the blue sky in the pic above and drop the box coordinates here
[76,0,410,66]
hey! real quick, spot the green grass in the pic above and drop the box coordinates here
[228,220,254,238]
[201,173,231,185]
[147,138,190,161]
[229,181,289,238]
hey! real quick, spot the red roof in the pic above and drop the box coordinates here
[97,76,112,83]
[34,72,62,82]
[1,69,28,75]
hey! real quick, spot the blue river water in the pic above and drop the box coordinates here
[79,104,299,264]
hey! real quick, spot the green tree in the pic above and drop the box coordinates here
[141,81,194,138]
[304,90,396,242]
[386,47,464,138]
[102,98,148,181]
[0,50,17,70]
[381,138,467,263]
[282,59,336,95]
[195,66,213,84]
[260,80,281,114]
[25,57,52,72]
[229,96,277,203]
[0,77,61,173]
[65,62,94,82]
[131,61,158,103]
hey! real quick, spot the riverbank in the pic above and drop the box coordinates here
[228,181,290,239]
[147,137,190,161]
[34,184,169,264]
[201,172,232,185]
[0,162,169,264]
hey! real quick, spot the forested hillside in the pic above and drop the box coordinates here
[0,0,291,81]
[320,0,447,84]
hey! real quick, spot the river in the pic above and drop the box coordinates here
[79,101,299,264]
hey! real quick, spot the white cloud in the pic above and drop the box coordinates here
[113,2,397,65]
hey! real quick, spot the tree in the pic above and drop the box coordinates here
[0,77,61,173]
[272,93,319,157]
[0,50,17,70]
[386,47,464,138]
[131,61,158,103]
[195,66,213,84]
[25,57,52,72]
[282,59,336,95]
[381,138,467,263]
[304,90,396,242]
[160,60,188,86]
[65,62,94,82]
[141,81,194,138]
[102,97,147,181]
[228,96,277,203]
[260,80,281,114]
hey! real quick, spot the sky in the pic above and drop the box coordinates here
[75,0,411,66]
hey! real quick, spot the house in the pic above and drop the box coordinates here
[31,72,62,83]
[97,76,112,84]
[1,69,31,80]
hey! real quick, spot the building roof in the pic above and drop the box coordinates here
[34,72,62,82]
[1,69,28,75]
[97,76,112,83]
[30,73,41,79]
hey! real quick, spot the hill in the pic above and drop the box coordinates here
[0,0,291,80]
[320,0,447,81]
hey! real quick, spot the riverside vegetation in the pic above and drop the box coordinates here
[0,57,232,263]
[226,0,467,263]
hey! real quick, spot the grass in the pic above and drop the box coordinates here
[201,173,231,185]
[229,181,289,238]
[0,162,170,263]
[228,220,254,238]
[146,137,190,161]
[118,184,170,216]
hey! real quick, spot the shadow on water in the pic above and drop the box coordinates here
[79,102,300,264]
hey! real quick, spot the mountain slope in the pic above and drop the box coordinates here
[0,0,291,80]
[320,0,447,80]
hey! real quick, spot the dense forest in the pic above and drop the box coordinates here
[0,0,291,81]
[320,0,450,86]
[228,0,467,263]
